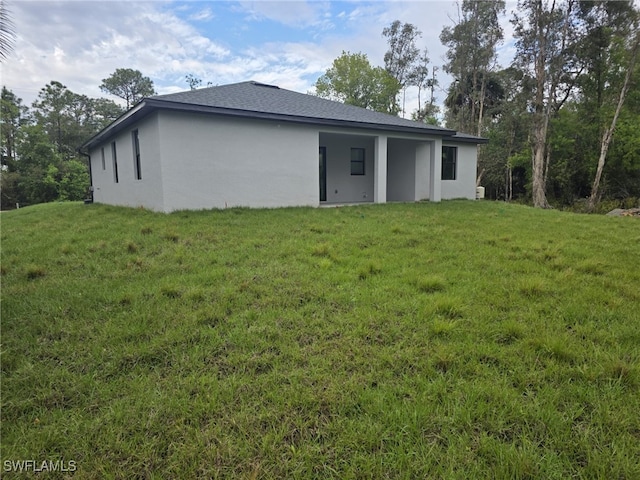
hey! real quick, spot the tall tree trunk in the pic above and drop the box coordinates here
[477,75,486,137]
[587,33,639,212]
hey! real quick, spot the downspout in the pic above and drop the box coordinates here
[78,147,94,203]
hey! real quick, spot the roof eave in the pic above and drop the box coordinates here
[447,135,490,145]
[79,100,151,151]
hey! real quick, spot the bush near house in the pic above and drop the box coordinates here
[2,201,639,478]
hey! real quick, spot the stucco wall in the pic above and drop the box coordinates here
[387,139,417,202]
[441,143,478,200]
[156,111,319,211]
[90,113,165,211]
[89,109,481,211]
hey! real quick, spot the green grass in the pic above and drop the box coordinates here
[1,200,639,479]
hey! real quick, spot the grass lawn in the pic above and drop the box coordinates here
[1,200,639,479]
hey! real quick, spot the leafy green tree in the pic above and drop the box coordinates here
[408,50,439,122]
[444,71,505,131]
[58,159,90,201]
[31,81,121,161]
[411,103,440,126]
[31,81,78,158]
[315,51,401,115]
[1,81,121,209]
[383,21,423,116]
[1,86,28,169]
[477,67,531,200]
[13,124,63,205]
[441,0,506,136]
[100,68,156,109]
[0,170,20,209]
[577,2,640,209]
[90,97,125,131]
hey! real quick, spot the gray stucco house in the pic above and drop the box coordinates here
[81,81,487,212]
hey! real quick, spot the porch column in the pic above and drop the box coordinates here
[374,135,387,203]
[429,138,442,202]
[415,142,430,201]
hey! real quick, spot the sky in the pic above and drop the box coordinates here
[1,0,519,116]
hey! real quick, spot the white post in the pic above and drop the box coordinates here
[374,135,387,204]
[429,139,442,202]
[415,142,430,201]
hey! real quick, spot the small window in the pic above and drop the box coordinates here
[101,147,106,170]
[350,148,365,176]
[132,130,141,180]
[112,141,119,183]
[442,146,457,180]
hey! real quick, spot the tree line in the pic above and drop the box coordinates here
[1,69,155,209]
[315,0,640,210]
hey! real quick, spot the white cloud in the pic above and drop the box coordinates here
[2,1,230,105]
[2,0,520,120]
[190,7,215,21]
[236,0,332,28]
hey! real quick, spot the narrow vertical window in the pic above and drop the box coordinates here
[101,147,106,170]
[132,130,142,180]
[112,141,119,183]
[441,146,457,180]
[350,147,365,176]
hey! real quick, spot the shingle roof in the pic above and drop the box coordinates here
[148,81,457,136]
[81,81,487,150]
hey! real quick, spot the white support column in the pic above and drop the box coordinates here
[429,138,442,202]
[374,135,387,204]
[415,142,430,201]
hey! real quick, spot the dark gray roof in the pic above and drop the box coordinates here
[149,81,457,135]
[81,81,487,150]
[448,132,490,144]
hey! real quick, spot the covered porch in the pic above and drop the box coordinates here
[318,131,443,205]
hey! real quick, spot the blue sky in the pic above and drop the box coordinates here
[3,1,518,116]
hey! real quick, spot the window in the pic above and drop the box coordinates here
[112,141,119,183]
[442,146,457,180]
[132,130,142,180]
[350,148,365,175]
[101,147,106,170]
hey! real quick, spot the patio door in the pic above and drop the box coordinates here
[319,146,327,202]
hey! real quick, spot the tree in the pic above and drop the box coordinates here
[588,29,640,210]
[99,68,156,109]
[444,71,505,130]
[570,1,640,210]
[512,0,583,208]
[314,51,401,115]
[441,0,506,135]
[13,124,64,205]
[90,97,125,131]
[407,49,437,119]
[31,81,122,161]
[477,67,531,200]
[383,21,422,117]
[0,0,15,61]
[1,86,27,169]
[31,81,76,158]
[185,74,202,90]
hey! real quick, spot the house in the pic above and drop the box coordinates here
[81,81,487,212]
